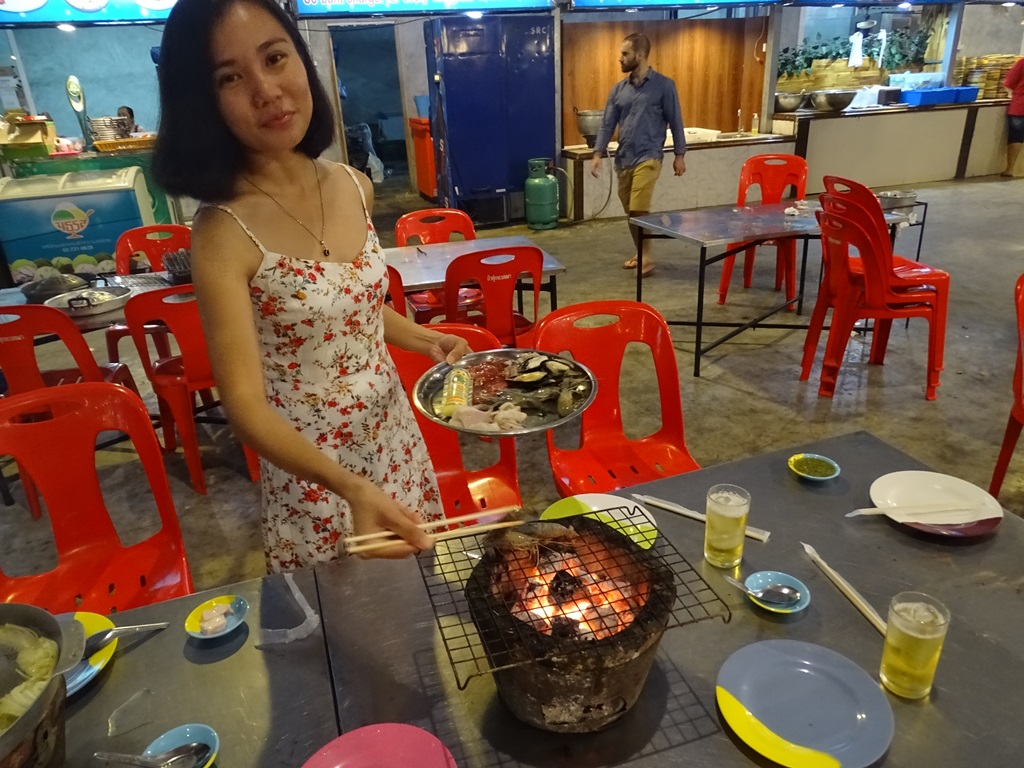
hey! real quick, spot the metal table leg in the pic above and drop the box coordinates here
[694,245,707,377]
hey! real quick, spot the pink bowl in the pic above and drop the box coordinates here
[301,723,457,768]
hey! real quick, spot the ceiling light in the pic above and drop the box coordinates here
[897,1,912,8]
[57,23,75,31]
[1002,2,1016,6]
[831,3,844,7]
[624,6,638,10]
[465,10,482,18]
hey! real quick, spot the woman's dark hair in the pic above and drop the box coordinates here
[153,0,335,202]
[118,105,134,120]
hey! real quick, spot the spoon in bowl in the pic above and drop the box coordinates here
[93,742,211,768]
[722,574,802,606]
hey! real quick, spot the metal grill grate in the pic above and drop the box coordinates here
[417,509,730,690]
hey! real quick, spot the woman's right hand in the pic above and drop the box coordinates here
[344,478,434,559]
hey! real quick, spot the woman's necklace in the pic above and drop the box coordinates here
[243,160,330,259]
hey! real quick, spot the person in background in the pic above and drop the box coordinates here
[153,0,469,571]
[590,32,686,277]
[117,105,143,134]
[1002,57,1024,178]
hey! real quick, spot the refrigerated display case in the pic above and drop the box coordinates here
[0,166,155,287]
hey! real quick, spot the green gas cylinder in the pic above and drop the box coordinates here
[525,158,558,230]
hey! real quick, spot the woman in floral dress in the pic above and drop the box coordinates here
[153,0,468,570]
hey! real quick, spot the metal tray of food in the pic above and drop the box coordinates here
[412,348,597,436]
[43,286,132,317]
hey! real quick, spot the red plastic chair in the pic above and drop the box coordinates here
[807,209,946,400]
[385,265,408,318]
[718,155,808,307]
[821,176,950,293]
[443,245,543,347]
[801,193,949,385]
[106,224,191,364]
[532,300,700,496]
[990,274,1024,497]
[387,323,521,520]
[394,209,484,324]
[124,285,258,494]
[0,305,140,519]
[0,382,194,614]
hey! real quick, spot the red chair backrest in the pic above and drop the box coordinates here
[817,208,893,310]
[0,305,108,394]
[386,265,407,318]
[115,224,191,275]
[0,382,193,613]
[395,209,476,246]
[532,300,686,446]
[737,154,808,206]
[123,285,212,386]
[444,246,543,346]
[386,323,518,515]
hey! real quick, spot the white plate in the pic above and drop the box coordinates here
[869,471,1003,537]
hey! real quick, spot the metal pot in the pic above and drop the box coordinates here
[18,276,87,305]
[774,92,806,112]
[877,190,918,211]
[809,90,857,112]
[574,108,604,148]
[0,604,86,768]
[43,286,132,317]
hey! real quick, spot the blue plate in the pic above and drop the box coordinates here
[788,453,841,482]
[144,723,218,768]
[717,640,893,768]
[184,595,249,640]
[745,570,811,614]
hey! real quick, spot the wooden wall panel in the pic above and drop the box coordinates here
[562,18,766,146]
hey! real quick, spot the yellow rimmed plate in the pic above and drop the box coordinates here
[540,493,657,549]
[184,595,249,640]
[716,640,893,768]
[57,611,117,696]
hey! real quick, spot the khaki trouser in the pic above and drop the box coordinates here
[616,158,662,213]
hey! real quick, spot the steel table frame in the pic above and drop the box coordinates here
[630,203,909,377]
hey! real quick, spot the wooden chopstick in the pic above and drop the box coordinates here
[346,519,525,555]
[344,506,523,545]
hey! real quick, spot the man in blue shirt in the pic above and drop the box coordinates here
[591,33,686,277]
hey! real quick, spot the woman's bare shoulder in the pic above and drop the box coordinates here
[191,202,263,277]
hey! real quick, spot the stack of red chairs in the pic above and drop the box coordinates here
[803,192,948,400]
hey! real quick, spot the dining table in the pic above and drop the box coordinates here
[61,430,1023,766]
[384,235,567,312]
[629,202,912,376]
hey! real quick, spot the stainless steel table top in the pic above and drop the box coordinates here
[64,569,338,766]
[317,430,1024,767]
[384,235,566,292]
[629,202,909,249]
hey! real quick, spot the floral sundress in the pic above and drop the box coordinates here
[214,165,443,572]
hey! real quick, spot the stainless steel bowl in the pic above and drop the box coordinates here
[809,90,857,112]
[877,190,918,211]
[774,92,806,113]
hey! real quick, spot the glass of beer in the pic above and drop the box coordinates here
[879,591,950,699]
[703,484,750,568]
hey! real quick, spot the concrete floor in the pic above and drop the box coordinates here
[4,174,1023,592]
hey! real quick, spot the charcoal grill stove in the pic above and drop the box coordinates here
[417,510,730,733]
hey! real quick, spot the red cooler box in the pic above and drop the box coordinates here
[409,117,437,201]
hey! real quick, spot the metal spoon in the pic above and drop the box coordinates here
[94,742,211,768]
[722,574,802,606]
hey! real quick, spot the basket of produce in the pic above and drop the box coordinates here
[93,136,156,152]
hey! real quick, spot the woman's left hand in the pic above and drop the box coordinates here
[428,333,471,365]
